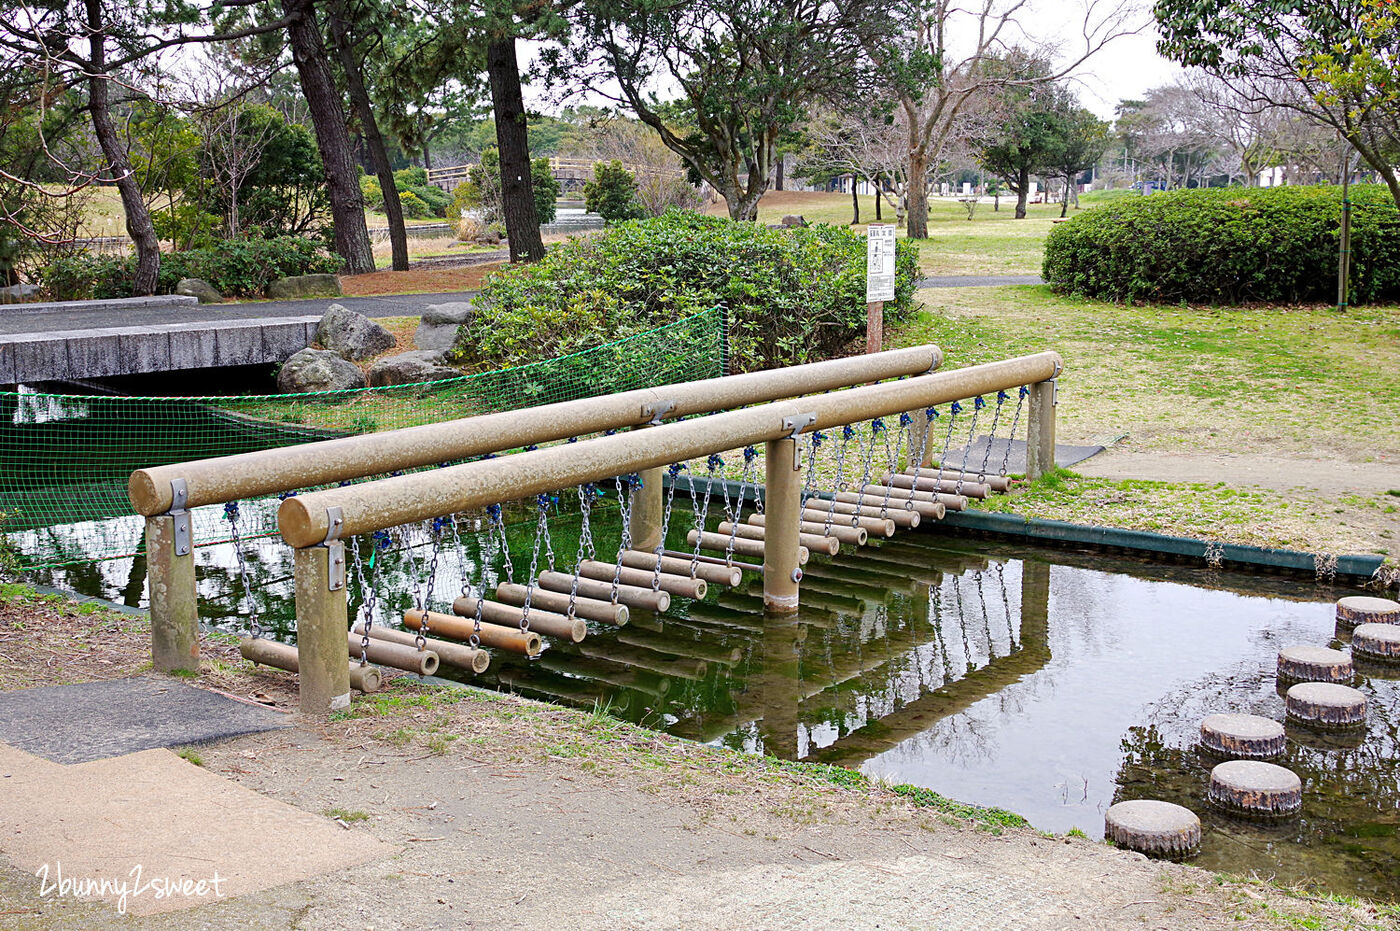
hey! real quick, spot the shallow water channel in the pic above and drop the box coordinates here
[24,507,1399,901]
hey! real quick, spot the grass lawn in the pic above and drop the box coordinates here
[890,286,1400,559]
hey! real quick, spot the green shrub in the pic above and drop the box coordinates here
[584,161,646,223]
[39,236,342,300]
[398,190,431,219]
[1043,184,1400,304]
[457,211,920,371]
[360,175,385,211]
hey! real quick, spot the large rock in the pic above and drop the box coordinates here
[368,350,459,387]
[265,273,342,300]
[277,348,365,393]
[0,283,40,304]
[175,277,222,304]
[316,304,395,360]
[414,301,475,352]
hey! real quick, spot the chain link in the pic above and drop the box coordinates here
[979,391,1008,478]
[953,397,985,496]
[1000,386,1028,477]
[610,474,636,603]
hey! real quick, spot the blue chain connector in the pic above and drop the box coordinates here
[872,418,886,433]
[276,490,297,500]
[667,463,684,477]
[743,446,757,462]
[997,390,1009,402]
[431,516,450,534]
[812,431,827,448]
[339,479,353,487]
[486,503,502,520]
[567,436,579,444]
[223,501,239,521]
[842,424,856,439]
[974,396,986,410]
[899,412,912,427]
[926,407,939,420]
[951,401,963,415]
[390,470,403,477]
[707,453,724,471]
[536,493,551,508]
[603,428,618,437]
[1020,385,1030,398]
[524,444,539,452]
[372,529,392,551]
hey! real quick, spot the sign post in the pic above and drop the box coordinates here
[865,224,896,353]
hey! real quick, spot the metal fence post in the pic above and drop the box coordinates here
[146,514,199,673]
[294,542,350,716]
[1026,379,1057,480]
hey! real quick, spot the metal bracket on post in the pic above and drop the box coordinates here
[641,399,677,426]
[1050,377,1059,407]
[781,412,818,470]
[322,506,344,543]
[327,540,346,592]
[168,478,191,557]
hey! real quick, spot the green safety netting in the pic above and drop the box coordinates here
[1,309,724,569]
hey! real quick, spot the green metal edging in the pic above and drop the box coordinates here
[932,510,1385,582]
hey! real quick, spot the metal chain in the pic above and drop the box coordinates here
[653,464,683,592]
[978,391,1009,479]
[223,501,262,640]
[724,447,759,563]
[417,517,449,650]
[953,397,985,496]
[519,493,553,632]
[568,483,597,619]
[610,474,636,603]
[687,456,721,577]
[999,387,1028,477]
[995,561,1017,650]
[933,402,961,488]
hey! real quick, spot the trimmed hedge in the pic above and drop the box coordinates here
[39,237,342,301]
[457,211,921,372]
[1043,185,1400,304]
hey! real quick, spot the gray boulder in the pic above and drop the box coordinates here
[368,350,459,387]
[781,214,808,228]
[277,348,365,393]
[0,283,40,304]
[414,301,475,352]
[175,277,222,304]
[265,273,342,300]
[316,303,395,360]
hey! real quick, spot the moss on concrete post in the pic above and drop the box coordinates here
[146,515,199,674]
[763,437,803,614]
[1026,379,1057,481]
[294,542,350,716]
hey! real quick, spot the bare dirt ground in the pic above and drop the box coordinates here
[1076,448,1400,496]
[0,591,1392,931]
[339,260,505,297]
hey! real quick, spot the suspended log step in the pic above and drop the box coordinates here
[748,513,867,546]
[451,596,586,642]
[859,482,968,512]
[575,558,707,600]
[815,497,921,529]
[717,520,840,556]
[495,582,628,626]
[686,529,811,565]
[536,570,670,613]
[914,466,1012,493]
[796,506,896,537]
[662,549,764,575]
[834,490,945,521]
[882,472,991,499]
[622,549,742,587]
[352,622,489,674]
[405,608,543,656]
[239,637,382,694]
[345,631,438,676]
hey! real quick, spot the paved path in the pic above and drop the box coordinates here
[916,274,1043,288]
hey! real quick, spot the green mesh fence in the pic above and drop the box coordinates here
[1,309,724,569]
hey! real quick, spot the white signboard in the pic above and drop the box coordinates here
[865,224,896,302]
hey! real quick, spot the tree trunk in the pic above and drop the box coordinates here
[1014,166,1029,219]
[1060,174,1070,218]
[282,0,375,274]
[874,180,882,221]
[775,155,784,191]
[327,0,408,271]
[84,2,160,295]
[486,36,544,263]
[906,151,929,238]
[850,177,859,225]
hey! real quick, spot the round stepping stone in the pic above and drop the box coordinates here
[1104,800,1201,860]
[1208,760,1303,820]
[1277,646,1352,684]
[1351,623,1400,664]
[1199,713,1286,760]
[1286,681,1368,729]
[1336,596,1400,632]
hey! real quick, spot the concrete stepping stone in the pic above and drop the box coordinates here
[1277,645,1352,685]
[1208,760,1302,820]
[1351,623,1400,664]
[1336,596,1400,632]
[1104,800,1201,860]
[1199,713,1285,759]
[1285,681,1368,730]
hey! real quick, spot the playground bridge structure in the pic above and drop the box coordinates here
[129,345,1060,716]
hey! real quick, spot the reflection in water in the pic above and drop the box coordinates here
[16,506,1397,901]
